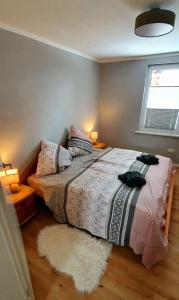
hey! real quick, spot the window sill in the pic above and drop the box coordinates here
[135,130,179,138]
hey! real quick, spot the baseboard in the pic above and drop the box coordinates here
[174,164,179,168]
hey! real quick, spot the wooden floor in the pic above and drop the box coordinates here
[22,170,179,300]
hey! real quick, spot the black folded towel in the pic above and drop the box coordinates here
[118,171,146,188]
[137,154,159,165]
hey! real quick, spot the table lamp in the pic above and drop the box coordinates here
[90,131,98,145]
[0,167,20,193]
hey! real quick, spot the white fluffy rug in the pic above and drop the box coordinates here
[37,224,112,293]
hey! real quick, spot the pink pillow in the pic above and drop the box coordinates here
[69,126,91,141]
[68,126,93,157]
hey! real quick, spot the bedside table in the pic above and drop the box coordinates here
[93,142,108,149]
[8,185,38,226]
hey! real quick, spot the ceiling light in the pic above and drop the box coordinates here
[135,8,175,37]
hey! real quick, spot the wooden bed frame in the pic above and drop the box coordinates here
[164,169,176,238]
[20,155,176,240]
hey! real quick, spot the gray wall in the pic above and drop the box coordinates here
[99,55,179,163]
[0,29,100,173]
[1,27,178,172]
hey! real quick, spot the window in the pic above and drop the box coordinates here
[138,64,179,136]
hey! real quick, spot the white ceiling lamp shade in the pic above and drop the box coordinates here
[135,8,176,37]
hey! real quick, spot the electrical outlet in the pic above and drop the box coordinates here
[168,148,176,154]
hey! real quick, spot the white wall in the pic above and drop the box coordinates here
[0,185,35,300]
[0,228,27,300]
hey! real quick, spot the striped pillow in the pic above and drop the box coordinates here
[68,126,93,157]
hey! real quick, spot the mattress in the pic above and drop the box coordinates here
[28,147,173,268]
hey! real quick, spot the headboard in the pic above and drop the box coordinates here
[20,151,40,185]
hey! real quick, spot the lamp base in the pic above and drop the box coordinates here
[92,139,97,145]
[10,183,20,193]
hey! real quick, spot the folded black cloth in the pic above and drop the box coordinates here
[137,154,159,165]
[118,171,146,188]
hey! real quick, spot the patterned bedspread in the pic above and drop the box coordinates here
[28,147,172,268]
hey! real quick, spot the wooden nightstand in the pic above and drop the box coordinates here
[93,143,108,149]
[8,185,38,226]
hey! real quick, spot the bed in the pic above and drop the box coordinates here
[26,147,175,268]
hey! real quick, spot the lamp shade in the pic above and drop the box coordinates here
[0,169,19,186]
[90,131,98,140]
[0,170,6,177]
[135,8,175,37]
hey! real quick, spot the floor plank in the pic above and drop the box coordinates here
[22,170,179,300]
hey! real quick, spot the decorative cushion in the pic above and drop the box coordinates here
[36,142,72,177]
[58,145,72,172]
[36,141,59,177]
[68,146,89,157]
[68,126,93,157]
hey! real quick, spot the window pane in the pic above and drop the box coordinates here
[144,108,179,130]
[147,87,179,109]
[150,68,179,87]
[139,64,179,135]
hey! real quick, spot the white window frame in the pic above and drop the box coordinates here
[137,63,179,138]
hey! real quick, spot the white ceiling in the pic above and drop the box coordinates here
[0,0,179,62]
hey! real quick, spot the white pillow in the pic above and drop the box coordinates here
[36,141,72,177]
[58,145,72,172]
[36,141,58,177]
[68,147,88,157]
